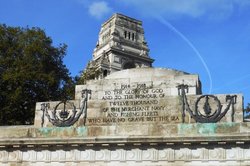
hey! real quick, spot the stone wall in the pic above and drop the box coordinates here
[0,68,247,165]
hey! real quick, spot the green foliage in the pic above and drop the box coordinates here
[0,24,74,125]
[244,103,250,119]
[245,103,250,113]
[76,61,101,85]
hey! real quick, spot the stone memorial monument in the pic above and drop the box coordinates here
[0,13,249,166]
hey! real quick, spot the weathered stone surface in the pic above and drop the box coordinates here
[0,122,250,165]
[75,68,202,100]
[0,122,247,139]
[32,67,243,136]
[0,138,250,165]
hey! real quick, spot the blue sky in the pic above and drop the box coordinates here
[0,0,250,106]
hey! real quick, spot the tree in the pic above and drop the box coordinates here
[76,61,101,85]
[244,103,250,113]
[0,24,74,125]
[244,103,250,120]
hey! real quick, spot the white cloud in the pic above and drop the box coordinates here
[88,1,112,19]
[122,0,250,20]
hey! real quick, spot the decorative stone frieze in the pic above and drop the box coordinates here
[1,143,250,165]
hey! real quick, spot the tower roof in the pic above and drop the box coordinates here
[102,13,142,28]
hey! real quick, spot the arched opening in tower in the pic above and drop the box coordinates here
[123,62,136,69]
[103,70,108,77]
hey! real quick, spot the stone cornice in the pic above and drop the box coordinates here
[0,135,250,149]
[0,122,250,148]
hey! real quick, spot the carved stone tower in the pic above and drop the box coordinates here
[88,13,154,79]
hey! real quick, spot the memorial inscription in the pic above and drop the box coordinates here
[35,68,243,128]
[87,82,180,125]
